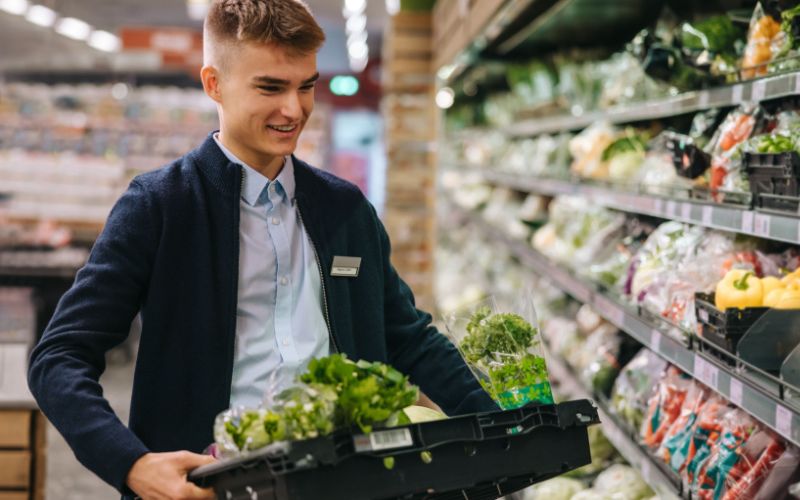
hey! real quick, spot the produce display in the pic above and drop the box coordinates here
[522,464,654,500]
[448,301,554,409]
[214,354,422,456]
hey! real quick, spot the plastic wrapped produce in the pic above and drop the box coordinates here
[707,105,762,197]
[447,296,553,409]
[681,396,733,488]
[563,424,617,477]
[642,366,692,450]
[570,121,617,179]
[656,381,710,472]
[611,349,669,430]
[591,464,655,500]
[520,476,586,500]
[741,3,783,79]
[721,430,786,499]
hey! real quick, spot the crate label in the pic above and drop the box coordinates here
[694,354,719,389]
[730,378,743,407]
[698,91,710,108]
[754,214,771,238]
[732,84,744,103]
[698,308,709,323]
[650,329,663,353]
[742,212,755,234]
[752,80,767,102]
[667,200,678,218]
[702,205,714,226]
[354,428,413,452]
[681,202,692,221]
[776,405,793,437]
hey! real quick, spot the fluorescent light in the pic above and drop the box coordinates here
[346,13,366,34]
[385,0,399,15]
[347,30,367,48]
[342,0,365,17]
[88,30,120,52]
[25,4,56,27]
[0,0,28,15]
[349,56,368,73]
[186,0,209,21]
[348,41,368,60]
[436,87,455,109]
[56,17,91,41]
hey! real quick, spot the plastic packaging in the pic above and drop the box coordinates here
[742,3,783,79]
[611,349,669,431]
[641,366,692,450]
[446,295,554,409]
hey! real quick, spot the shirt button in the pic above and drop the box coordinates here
[280,276,288,286]
[271,217,280,225]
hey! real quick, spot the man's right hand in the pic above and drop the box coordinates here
[126,451,216,500]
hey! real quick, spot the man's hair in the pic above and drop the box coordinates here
[204,0,325,66]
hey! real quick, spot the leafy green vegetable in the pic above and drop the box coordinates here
[782,5,800,51]
[601,132,648,162]
[275,385,337,440]
[458,307,553,409]
[680,16,744,56]
[300,354,418,433]
[223,409,286,452]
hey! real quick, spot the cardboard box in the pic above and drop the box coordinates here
[0,450,31,488]
[0,411,31,448]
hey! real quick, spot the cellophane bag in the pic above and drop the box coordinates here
[445,294,554,410]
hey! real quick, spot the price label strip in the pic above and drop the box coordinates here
[754,214,771,238]
[702,205,713,226]
[742,212,755,234]
[730,378,743,407]
[694,354,719,390]
[776,405,793,438]
[354,428,414,452]
[650,329,663,354]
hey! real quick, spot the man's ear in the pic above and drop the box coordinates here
[201,65,222,104]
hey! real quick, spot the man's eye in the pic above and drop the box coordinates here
[258,86,281,93]
[300,85,315,92]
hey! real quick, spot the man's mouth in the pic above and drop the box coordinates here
[267,124,298,132]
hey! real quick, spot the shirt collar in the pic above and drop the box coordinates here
[212,133,295,206]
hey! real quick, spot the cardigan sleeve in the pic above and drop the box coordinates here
[27,179,157,492]
[371,207,499,415]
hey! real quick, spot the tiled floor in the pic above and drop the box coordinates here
[45,347,135,499]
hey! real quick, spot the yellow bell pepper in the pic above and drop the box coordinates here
[762,276,782,297]
[715,270,763,310]
[776,288,800,309]
[764,287,786,308]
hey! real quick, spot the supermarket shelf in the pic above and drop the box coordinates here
[474,169,800,245]
[548,356,683,500]
[448,198,800,450]
[504,72,800,137]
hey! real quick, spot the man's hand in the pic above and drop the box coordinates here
[127,451,216,500]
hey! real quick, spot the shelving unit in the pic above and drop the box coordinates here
[448,198,800,451]
[456,169,800,244]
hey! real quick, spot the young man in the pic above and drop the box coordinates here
[28,1,497,498]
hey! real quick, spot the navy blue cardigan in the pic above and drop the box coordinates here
[27,134,497,493]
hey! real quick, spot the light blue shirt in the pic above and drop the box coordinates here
[213,134,331,408]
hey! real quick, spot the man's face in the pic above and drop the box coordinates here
[208,41,318,169]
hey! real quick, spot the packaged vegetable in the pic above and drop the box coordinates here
[520,476,586,500]
[612,349,669,430]
[741,3,783,79]
[707,106,761,197]
[447,296,553,409]
[682,396,734,488]
[592,464,655,500]
[656,381,710,473]
[642,366,692,450]
[722,430,785,499]
[755,445,800,500]
[563,424,617,477]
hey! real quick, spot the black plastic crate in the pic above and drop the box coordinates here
[754,192,800,216]
[745,152,800,216]
[668,138,711,179]
[695,292,768,355]
[189,399,599,500]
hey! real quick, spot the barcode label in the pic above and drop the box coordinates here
[354,428,414,452]
[732,84,744,103]
[754,214,771,238]
[752,80,767,101]
[702,206,713,226]
[694,354,719,389]
[667,200,678,218]
[698,91,710,108]
[655,198,665,214]
[681,203,692,221]
[730,378,743,407]
[776,405,793,437]
[742,212,754,234]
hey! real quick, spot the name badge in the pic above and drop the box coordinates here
[331,256,361,277]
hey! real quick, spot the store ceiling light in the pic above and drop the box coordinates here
[0,0,28,15]
[348,41,368,60]
[346,13,366,34]
[347,30,367,48]
[330,75,359,96]
[342,0,365,16]
[186,0,209,20]
[25,4,56,27]
[385,0,399,15]
[88,30,121,52]
[435,87,455,109]
[349,56,368,73]
[56,17,92,41]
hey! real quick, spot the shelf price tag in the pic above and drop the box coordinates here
[742,212,755,234]
[654,198,665,215]
[754,214,771,238]
[752,80,767,102]
[698,91,710,108]
[702,205,714,226]
[694,354,719,390]
[732,84,744,103]
[730,378,743,407]
[681,203,692,221]
[666,200,678,218]
[650,329,663,353]
[640,459,653,483]
[776,405,793,438]
[795,73,800,94]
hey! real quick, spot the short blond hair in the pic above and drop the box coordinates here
[204,0,325,66]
